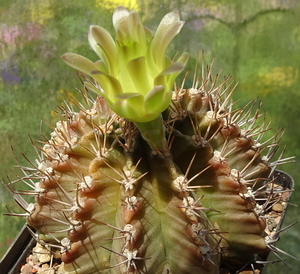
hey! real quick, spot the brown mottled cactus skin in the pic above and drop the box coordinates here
[27,93,221,274]
[13,64,286,274]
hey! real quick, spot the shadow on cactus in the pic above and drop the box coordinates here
[2,5,299,274]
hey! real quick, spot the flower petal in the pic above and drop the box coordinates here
[84,81,102,95]
[94,60,109,74]
[154,55,189,90]
[113,100,141,121]
[113,6,129,33]
[90,72,123,100]
[166,52,189,87]
[61,53,99,75]
[115,93,144,117]
[88,25,117,75]
[144,26,153,44]
[176,52,189,65]
[151,11,184,67]
[145,86,172,115]
[113,6,131,44]
[127,10,146,47]
[127,57,151,95]
[115,92,141,99]
[159,62,185,76]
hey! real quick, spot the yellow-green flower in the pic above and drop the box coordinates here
[61,6,188,123]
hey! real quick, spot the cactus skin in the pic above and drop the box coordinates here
[4,8,295,274]
[25,93,221,274]
[7,67,291,274]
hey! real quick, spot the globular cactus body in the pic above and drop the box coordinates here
[26,95,221,274]
[4,6,295,274]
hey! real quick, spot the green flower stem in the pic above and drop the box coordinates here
[134,115,166,152]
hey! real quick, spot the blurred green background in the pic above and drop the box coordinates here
[0,0,299,272]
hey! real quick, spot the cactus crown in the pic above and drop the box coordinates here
[3,5,297,274]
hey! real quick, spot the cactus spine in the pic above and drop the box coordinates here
[4,6,296,274]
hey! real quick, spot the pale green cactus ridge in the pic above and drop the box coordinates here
[61,6,188,124]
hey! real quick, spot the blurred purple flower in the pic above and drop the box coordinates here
[1,63,20,84]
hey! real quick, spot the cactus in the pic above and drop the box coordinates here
[4,6,297,274]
